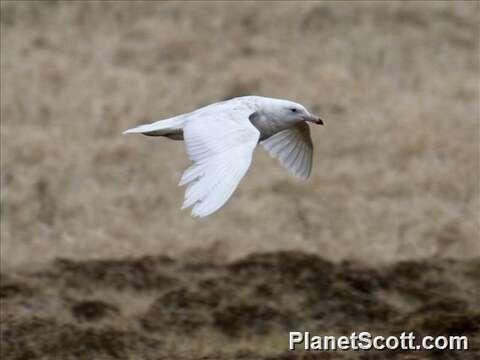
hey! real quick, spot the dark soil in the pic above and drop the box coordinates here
[1,251,479,359]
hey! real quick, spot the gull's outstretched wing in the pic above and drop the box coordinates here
[260,122,313,179]
[179,109,260,217]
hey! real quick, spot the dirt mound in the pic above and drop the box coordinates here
[1,251,479,359]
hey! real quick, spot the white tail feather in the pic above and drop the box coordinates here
[123,116,186,136]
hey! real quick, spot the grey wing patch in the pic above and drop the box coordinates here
[248,111,261,131]
[248,111,274,141]
[260,122,313,179]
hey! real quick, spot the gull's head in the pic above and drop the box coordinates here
[265,99,324,126]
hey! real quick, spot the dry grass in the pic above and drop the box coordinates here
[2,252,479,359]
[1,1,479,271]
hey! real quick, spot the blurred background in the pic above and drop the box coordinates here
[1,1,480,267]
[1,2,479,358]
[1,1,478,270]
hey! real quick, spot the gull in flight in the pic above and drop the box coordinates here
[124,96,324,217]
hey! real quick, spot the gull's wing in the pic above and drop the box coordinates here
[179,109,260,217]
[260,122,313,179]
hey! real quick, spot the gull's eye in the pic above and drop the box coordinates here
[290,108,297,113]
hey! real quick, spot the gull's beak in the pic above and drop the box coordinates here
[305,115,324,125]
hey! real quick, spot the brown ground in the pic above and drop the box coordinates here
[2,252,480,359]
[1,1,479,359]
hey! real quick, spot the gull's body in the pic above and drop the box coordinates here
[124,96,323,217]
